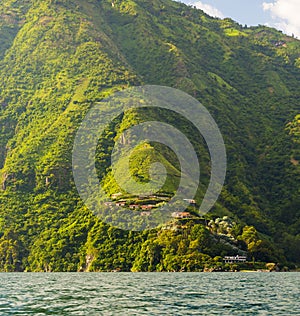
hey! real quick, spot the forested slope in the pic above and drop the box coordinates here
[0,0,299,271]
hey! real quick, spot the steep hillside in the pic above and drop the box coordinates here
[0,0,299,271]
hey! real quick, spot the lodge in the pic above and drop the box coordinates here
[223,255,247,263]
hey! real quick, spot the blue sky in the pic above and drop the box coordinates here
[182,0,300,38]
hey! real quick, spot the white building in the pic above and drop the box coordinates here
[223,255,247,263]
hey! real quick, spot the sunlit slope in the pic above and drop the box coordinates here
[0,0,299,270]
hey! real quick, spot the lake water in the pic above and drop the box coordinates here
[0,272,299,315]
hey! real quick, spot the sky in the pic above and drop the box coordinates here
[182,0,300,38]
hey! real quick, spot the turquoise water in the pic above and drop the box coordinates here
[0,272,299,315]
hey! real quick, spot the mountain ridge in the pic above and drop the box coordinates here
[0,0,299,271]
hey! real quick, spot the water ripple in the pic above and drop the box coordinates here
[0,272,299,315]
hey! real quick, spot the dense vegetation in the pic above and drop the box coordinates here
[0,0,299,271]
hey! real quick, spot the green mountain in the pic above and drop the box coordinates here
[0,0,299,271]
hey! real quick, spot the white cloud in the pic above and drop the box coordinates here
[263,0,300,38]
[192,1,224,19]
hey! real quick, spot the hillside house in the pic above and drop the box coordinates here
[140,211,151,216]
[116,201,126,207]
[141,205,153,210]
[129,204,140,209]
[171,211,192,219]
[274,41,287,47]
[111,192,123,199]
[223,255,247,263]
[183,199,196,204]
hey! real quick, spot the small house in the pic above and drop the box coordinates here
[111,192,123,199]
[129,204,140,209]
[183,199,196,204]
[141,205,153,210]
[140,211,151,216]
[171,211,192,219]
[116,201,126,207]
